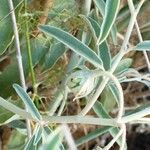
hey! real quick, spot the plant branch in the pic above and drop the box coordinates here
[127,0,150,72]
[43,116,118,127]
[25,0,37,95]
[79,0,145,116]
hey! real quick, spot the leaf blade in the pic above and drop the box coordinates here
[98,42,111,70]
[98,0,120,44]
[134,41,150,51]
[39,25,103,69]
[13,84,41,121]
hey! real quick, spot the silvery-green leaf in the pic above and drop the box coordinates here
[39,127,63,150]
[98,0,120,44]
[98,42,111,70]
[13,84,41,121]
[39,25,103,69]
[93,101,122,146]
[133,41,150,51]
[114,58,133,75]
[123,103,150,123]
[80,15,100,39]
[44,42,66,70]
[101,86,117,112]
[94,0,119,44]
[0,97,32,120]
[7,119,26,129]
[108,84,119,105]
[93,0,105,16]
[7,130,26,150]
[34,125,42,145]
[75,126,112,147]
[24,135,36,150]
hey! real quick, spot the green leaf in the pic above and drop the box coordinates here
[65,53,81,73]
[0,98,22,124]
[123,103,150,123]
[101,86,117,112]
[44,42,66,70]
[80,15,100,39]
[93,101,122,146]
[42,126,52,140]
[39,25,103,69]
[93,0,105,16]
[7,130,26,150]
[24,135,36,150]
[0,0,20,55]
[133,41,150,51]
[98,0,120,44]
[0,37,48,98]
[108,84,119,105]
[75,126,112,147]
[39,127,63,150]
[98,42,111,70]
[114,58,133,75]
[34,125,42,145]
[48,90,64,116]
[93,101,110,118]
[94,0,118,44]
[7,119,26,129]
[0,97,32,120]
[13,84,41,121]
[110,25,118,45]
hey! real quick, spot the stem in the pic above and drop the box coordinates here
[79,0,145,116]
[103,126,123,150]
[43,116,118,127]
[85,70,124,120]
[127,0,150,72]
[82,0,92,15]
[120,124,126,150]
[62,124,77,150]
[24,0,37,95]
[8,0,32,138]
[0,97,119,127]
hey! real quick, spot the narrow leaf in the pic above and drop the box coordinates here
[34,125,43,145]
[13,84,41,121]
[98,0,120,44]
[39,127,63,150]
[101,86,117,112]
[93,0,105,16]
[93,101,122,146]
[114,58,133,75]
[44,42,66,70]
[98,42,111,70]
[39,25,103,69]
[123,103,150,123]
[80,15,100,39]
[134,41,150,51]
[94,0,118,44]
[75,126,112,146]
[108,84,119,105]
[0,97,32,120]
[24,135,36,150]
